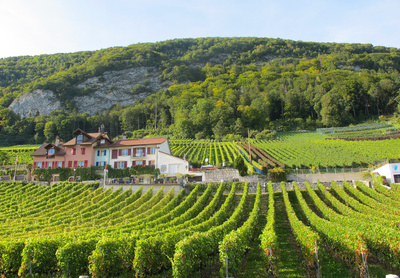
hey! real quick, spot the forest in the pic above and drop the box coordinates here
[1,37,400,145]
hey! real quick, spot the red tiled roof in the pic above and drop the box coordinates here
[111,137,168,147]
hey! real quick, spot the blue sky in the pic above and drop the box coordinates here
[1,0,399,58]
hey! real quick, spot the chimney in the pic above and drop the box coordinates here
[55,136,60,146]
[100,124,105,134]
[122,132,127,140]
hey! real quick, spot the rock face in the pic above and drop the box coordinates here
[9,89,62,118]
[9,66,169,117]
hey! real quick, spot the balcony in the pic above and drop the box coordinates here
[132,153,146,157]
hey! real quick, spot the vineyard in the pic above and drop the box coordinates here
[0,145,39,166]
[170,132,400,172]
[0,181,399,277]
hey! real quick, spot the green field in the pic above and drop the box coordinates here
[170,130,400,171]
[0,181,399,277]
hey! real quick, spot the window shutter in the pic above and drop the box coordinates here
[128,149,131,156]
[143,160,146,165]
[124,161,128,168]
[104,150,107,155]
[114,162,117,168]
[62,161,65,168]
[68,161,72,168]
[147,147,150,154]
[132,161,136,166]
[84,160,88,167]
[82,148,86,155]
[44,162,47,168]
[33,162,37,169]
[73,161,77,168]
[119,149,122,156]
[97,150,100,156]
[96,162,99,166]
[133,148,136,156]
[112,150,118,159]
[143,148,146,156]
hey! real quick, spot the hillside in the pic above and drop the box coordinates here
[0,181,398,277]
[1,37,400,145]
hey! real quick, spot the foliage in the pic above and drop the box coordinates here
[31,166,99,181]
[0,180,399,277]
[1,38,400,145]
[107,165,160,178]
[234,155,247,176]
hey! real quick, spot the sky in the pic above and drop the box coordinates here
[1,0,400,58]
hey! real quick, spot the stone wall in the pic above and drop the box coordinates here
[203,169,265,185]
[287,172,364,183]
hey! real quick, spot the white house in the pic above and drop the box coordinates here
[93,137,188,176]
[372,163,400,184]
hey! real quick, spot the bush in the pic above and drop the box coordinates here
[234,156,247,176]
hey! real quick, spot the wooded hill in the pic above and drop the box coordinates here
[1,37,400,145]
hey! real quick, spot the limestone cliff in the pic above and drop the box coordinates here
[9,66,170,117]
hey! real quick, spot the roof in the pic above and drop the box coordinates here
[63,132,103,146]
[31,143,66,156]
[110,137,168,148]
[158,150,187,162]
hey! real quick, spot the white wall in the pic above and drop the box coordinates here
[158,152,189,176]
[374,163,400,184]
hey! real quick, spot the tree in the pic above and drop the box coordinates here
[234,155,247,176]
[44,121,57,142]
[212,119,227,139]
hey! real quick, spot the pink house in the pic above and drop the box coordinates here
[32,128,111,169]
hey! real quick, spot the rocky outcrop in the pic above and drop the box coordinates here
[9,66,170,117]
[9,89,62,118]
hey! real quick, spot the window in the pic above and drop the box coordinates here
[150,148,156,154]
[96,161,106,167]
[37,162,42,168]
[148,160,155,166]
[394,175,400,183]
[71,148,76,155]
[115,161,126,169]
[139,177,144,183]
[97,150,107,156]
[48,162,52,168]
[101,139,105,144]
[122,149,129,156]
[136,160,143,165]
[78,161,85,167]
[136,148,144,157]
[48,147,55,156]
[81,148,86,155]
[77,134,83,144]
[57,161,63,168]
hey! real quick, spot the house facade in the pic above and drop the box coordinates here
[32,128,189,177]
[372,163,400,184]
